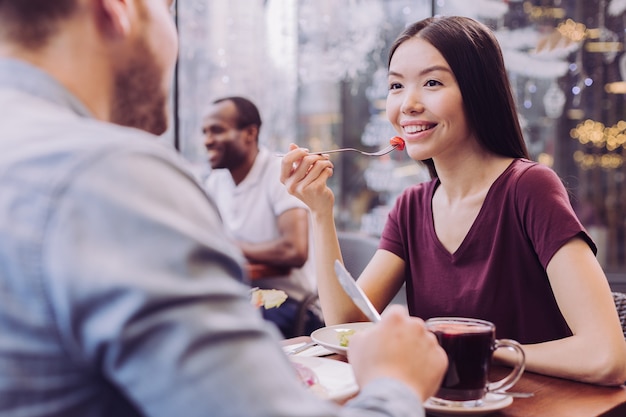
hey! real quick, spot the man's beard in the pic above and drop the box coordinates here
[110,38,170,136]
[210,146,249,170]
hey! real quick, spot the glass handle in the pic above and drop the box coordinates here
[487,339,526,393]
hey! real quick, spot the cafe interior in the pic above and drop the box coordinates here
[162,1,626,413]
[4,0,625,415]
[6,1,626,416]
[169,1,626,406]
[168,0,626,296]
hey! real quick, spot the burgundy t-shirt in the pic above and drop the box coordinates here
[380,159,596,344]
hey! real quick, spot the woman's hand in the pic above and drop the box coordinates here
[279,144,335,216]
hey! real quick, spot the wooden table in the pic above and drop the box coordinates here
[488,366,626,417]
[283,337,626,417]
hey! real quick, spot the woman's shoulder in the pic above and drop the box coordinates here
[505,158,563,187]
[503,159,569,202]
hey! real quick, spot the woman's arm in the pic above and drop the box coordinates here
[280,145,362,324]
[280,145,407,325]
[496,237,626,386]
[358,250,407,314]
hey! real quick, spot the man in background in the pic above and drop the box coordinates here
[0,1,446,416]
[203,96,324,338]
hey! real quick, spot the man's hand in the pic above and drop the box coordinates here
[347,305,447,402]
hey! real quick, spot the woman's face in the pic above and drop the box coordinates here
[386,37,474,163]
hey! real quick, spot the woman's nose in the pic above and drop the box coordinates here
[400,92,425,115]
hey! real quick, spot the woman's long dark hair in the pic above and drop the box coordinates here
[388,16,529,178]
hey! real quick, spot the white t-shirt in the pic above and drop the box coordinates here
[204,147,316,301]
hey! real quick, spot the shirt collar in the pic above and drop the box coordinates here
[237,146,270,189]
[0,58,94,119]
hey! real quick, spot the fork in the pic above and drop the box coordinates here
[275,143,397,157]
[285,341,318,356]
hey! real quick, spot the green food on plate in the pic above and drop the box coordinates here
[337,329,356,347]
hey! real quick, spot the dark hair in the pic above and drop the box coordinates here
[0,0,77,49]
[213,96,263,133]
[388,16,529,178]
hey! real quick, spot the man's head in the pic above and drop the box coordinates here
[109,0,178,136]
[0,0,77,49]
[202,96,262,171]
[0,0,178,136]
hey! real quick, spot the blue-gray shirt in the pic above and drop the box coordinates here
[0,58,424,417]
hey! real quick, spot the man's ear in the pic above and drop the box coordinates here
[244,125,259,144]
[96,0,131,38]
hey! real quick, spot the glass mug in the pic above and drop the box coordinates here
[425,317,526,407]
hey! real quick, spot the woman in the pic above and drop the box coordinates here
[280,16,626,386]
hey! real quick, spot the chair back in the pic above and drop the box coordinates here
[613,292,626,339]
[337,231,407,307]
[294,232,380,336]
[337,231,380,277]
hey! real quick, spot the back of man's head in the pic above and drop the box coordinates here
[0,0,77,49]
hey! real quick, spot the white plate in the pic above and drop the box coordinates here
[424,393,513,416]
[290,356,359,401]
[310,322,374,355]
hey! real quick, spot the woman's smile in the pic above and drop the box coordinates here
[402,122,437,137]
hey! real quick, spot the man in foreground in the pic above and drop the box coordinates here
[0,1,446,416]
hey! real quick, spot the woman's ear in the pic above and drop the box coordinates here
[96,0,131,38]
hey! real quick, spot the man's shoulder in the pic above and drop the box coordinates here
[0,99,195,205]
[255,147,281,175]
[1,100,178,164]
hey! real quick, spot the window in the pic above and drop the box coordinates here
[174,0,626,286]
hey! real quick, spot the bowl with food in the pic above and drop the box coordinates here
[310,322,374,355]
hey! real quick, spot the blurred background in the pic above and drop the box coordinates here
[165,0,626,289]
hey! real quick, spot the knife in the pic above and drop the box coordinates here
[334,260,381,323]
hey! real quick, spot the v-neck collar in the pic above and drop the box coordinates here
[428,159,519,261]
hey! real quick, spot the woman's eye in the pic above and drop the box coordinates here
[425,79,442,87]
[388,82,403,91]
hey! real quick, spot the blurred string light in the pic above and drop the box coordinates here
[556,19,587,42]
[537,152,554,167]
[605,82,626,94]
[573,151,624,170]
[523,2,566,20]
[571,120,626,169]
